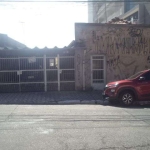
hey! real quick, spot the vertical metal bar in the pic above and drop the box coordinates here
[10,60,12,82]
[19,57,21,92]
[11,62,13,83]
[21,58,23,70]
[8,71,9,83]
[22,58,23,70]
[91,56,93,88]
[44,55,47,92]
[27,58,28,70]
[22,59,23,70]
[7,60,9,83]
[2,59,5,70]
[8,59,11,83]
[71,58,72,68]
[6,65,7,82]
[23,58,24,70]
[64,70,65,81]
[24,58,26,70]
[58,54,60,91]
[10,59,15,83]
[30,57,31,69]
[83,51,85,90]
[1,72,3,83]
[2,72,4,83]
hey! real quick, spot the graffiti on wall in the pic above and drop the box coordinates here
[147,56,150,63]
[76,25,150,88]
[106,54,139,81]
[102,27,123,37]
[90,27,150,81]
[92,32,149,55]
[107,55,120,68]
[128,27,143,37]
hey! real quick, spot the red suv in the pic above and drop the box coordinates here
[102,69,150,106]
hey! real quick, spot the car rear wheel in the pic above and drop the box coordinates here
[119,91,134,106]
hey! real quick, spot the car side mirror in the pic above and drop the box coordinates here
[139,76,145,81]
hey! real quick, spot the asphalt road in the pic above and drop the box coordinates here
[1,104,150,150]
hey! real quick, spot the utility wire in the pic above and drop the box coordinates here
[0,0,150,2]
[1,2,150,11]
[0,2,149,8]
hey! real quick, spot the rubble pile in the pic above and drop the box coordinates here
[107,17,132,24]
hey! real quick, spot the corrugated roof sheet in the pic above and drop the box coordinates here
[0,33,74,50]
[0,33,26,50]
[68,40,85,48]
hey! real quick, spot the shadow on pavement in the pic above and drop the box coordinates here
[109,102,150,109]
[0,91,150,109]
[0,91,103,105]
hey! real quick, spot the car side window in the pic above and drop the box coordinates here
[143,72,150,81]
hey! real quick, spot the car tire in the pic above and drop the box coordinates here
[119,91,134,106]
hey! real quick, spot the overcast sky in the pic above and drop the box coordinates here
[0,2,88,48]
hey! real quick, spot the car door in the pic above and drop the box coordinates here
[136,71,150,100]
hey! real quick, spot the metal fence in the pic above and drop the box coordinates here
[0,55,75,92]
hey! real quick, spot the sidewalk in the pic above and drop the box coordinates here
[0,91,108,105]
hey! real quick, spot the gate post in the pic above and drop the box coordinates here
[44,54,47,92]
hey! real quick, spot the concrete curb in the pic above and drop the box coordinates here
[80,100,96,104]
[96,100,109,105]
[0,92,104,105]
[57,99,108,105]
[57,100,81,104]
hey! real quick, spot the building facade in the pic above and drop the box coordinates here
[88,1,150,24]
[1,24,150,92]
[75,23,150,90]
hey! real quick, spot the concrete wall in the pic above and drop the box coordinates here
[75,23,150,90]
[75,49,84,90]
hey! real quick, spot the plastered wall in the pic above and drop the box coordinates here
[75,23,150,90]
[75,49,84,90]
